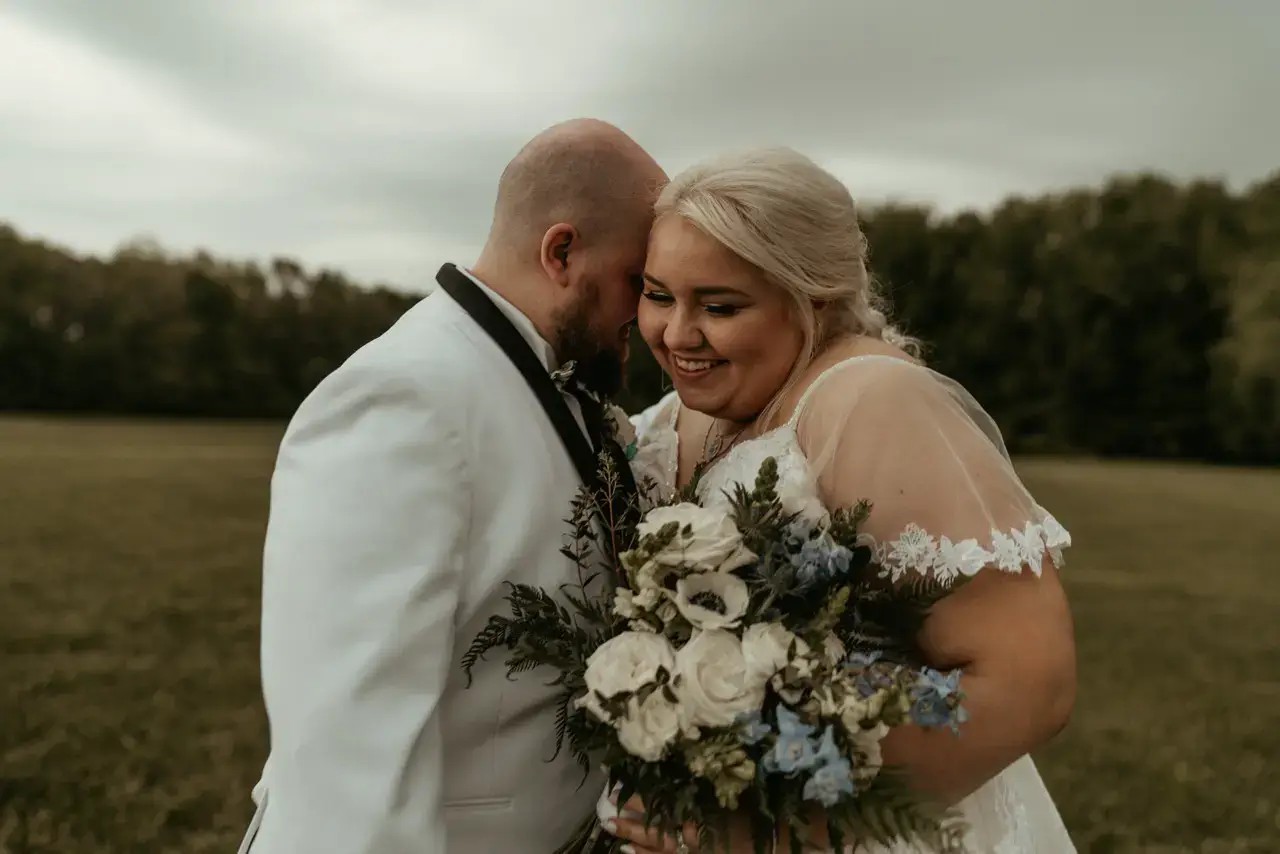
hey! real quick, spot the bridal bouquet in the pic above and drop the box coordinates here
[462,456,969,853]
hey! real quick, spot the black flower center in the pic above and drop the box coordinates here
[690,591,726,614]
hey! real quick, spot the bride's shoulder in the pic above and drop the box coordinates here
[779,337,936,424]
[785,339,1010,462]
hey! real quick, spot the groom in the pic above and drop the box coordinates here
[239,119,666,853]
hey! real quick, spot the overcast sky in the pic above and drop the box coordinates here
[2,1,1276,291]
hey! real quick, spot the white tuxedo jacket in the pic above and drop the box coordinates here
[240,271,602,853]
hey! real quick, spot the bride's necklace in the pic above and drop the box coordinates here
[680,418,751,501]
[700,419,750,469]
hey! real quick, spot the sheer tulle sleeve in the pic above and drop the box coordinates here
[793,356,1070,585]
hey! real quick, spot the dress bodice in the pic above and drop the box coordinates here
[630,389,827,521]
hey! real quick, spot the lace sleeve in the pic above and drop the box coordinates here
[793,356,1070,585]
[628,391,680,505]
[629,391,678,442]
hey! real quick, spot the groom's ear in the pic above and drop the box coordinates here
[539,223,577,287]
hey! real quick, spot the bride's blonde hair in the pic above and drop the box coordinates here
[654,147,919,425]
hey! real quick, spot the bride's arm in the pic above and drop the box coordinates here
[881,561,1076,804]
[797,357,1078,807]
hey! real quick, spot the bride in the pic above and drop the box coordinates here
[603,148,1078,853]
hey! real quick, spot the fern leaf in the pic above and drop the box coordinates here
[459,615,511,687]
[550,689,572,761]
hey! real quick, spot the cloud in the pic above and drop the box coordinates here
[0,13,276,211]
[2,0,1276,291]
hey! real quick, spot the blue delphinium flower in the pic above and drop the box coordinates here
[762,706,817,774]
[802,726,856,807]
[918,667,962,699]
[910,690,954,729]
[911,667,966,733]
[771,520,812,576]
[792,537,830,585]
[783,519,815,551]
[804,759,856,807]
[811,724,842,767]
[854,674,882,698]
[785,523,856,586]
[736,710,773,745]
[849,653,898,698]
[846,650,882,668]
[828,543,853,576]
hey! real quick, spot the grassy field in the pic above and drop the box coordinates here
[1,416,1278,853]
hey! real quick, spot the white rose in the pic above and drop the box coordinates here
[670,572,750,631]
[636,503,756,573]
[740,622,798,683]
[675,629,765,728]
[616,689,682,761]
[577,632,676,722]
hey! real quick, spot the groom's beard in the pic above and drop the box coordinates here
[553,286,626,398]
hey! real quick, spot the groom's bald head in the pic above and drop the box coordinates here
[473,119,664,396]
[483,119,665,263]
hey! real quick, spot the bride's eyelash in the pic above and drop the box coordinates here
[705,304,740,317]
[642,291,741,317]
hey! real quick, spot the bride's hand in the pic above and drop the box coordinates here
[605,796,757,853]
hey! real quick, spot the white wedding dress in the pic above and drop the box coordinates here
[627,354,1077,854]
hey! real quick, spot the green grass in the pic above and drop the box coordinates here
[1,416,1278,852]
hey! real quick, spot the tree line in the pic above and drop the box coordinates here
[2,169,1277,463]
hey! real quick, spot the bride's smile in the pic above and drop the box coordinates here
[670,354,724,375]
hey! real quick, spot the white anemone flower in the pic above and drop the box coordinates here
[669,572,750,631]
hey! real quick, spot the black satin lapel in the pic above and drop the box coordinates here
[435,263,601,492]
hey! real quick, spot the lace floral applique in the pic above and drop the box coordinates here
[873,515,1071,584]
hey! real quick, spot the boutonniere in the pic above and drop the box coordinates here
[549,360,577,392]
[605,403,639,460]
[550,360,638,460]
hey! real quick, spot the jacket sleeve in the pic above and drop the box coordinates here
[251,360,468,852]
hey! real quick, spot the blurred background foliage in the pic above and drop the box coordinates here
[4,169,1278,464]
